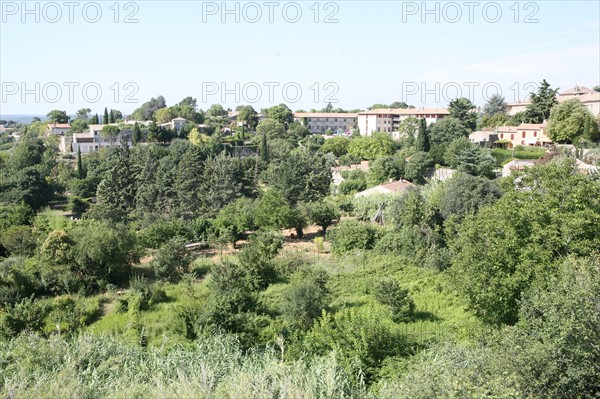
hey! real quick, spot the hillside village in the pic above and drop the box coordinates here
[2,0,598,395]
[1,80,600,398]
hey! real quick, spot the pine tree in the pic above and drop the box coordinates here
[416,118,430,152]
[525,79,559,123]
[109,109,115,123]
[77,148,84,179]
[133,122,142,144]
[583,114,590,140]
[260,133,269,165]
[103,108,109,125]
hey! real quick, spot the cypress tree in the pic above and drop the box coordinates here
[77,148,84,179]
[133,122,142,144]
[91,113,99,124]
[260,133,269,165]
[109,109,115,123]
[583,114,590,140]
[416,118,430,152]
[103,108,109,125]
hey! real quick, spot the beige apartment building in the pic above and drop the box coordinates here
[357,108,449,136]
[293,112,358,134]
[506,85,600,116]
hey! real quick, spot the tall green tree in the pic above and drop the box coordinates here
[448,97,477,131]
[415,118,430,152]
[264,104,294,129]
[450,160,600,325]
[46,110,69,123]
[268,149,331,205]
[91,145,136,222]
[132,122,142,144]
[103,108,109,125]
[237,105,259,131]
[260,132,269,166]
[75,108,92,120]
[90,113,99,124]
[525,79,559,123]
[100,125,120,145]
[546,98,599,142]
[482,94,507,116]
[77,148,84,179]
[109,109,115,123]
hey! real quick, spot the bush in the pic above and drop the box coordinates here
[327,220,383,254]
[0,225,37,256]
[303,304,407,382]
[280,267,329,329]
[69,196,90,215]
[237,231,284,289]
[373,278,415,322]
[151,236,191,282]
[138,218,196,249]
[0,296,49,339]
[404,151,432,184]
[338,179,366,195]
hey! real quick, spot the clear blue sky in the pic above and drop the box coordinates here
[1,0,599,116]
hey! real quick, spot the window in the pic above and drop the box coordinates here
[534,131,537,137]
[511,134,514,140]
[500,133,504,138]
[522,131,526,138]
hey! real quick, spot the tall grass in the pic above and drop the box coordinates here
[0,333,370,399]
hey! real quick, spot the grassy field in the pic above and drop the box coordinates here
[491,146,547,166]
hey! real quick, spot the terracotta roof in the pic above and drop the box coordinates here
[47,123,70,128]
[558,92,600,103]
[508,92,599,106]
[560,85,595,96]
[294,112,358,118]
[518,122,547,129]
[496,126,518,133]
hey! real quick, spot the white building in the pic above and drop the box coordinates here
[46,123,71,136]
[469,130,498,146]
[357,108,449,136]
[293,112,358,134]
[160,117,187,133]
[60,124,132,153]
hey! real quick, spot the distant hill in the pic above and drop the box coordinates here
[0,115,48,124]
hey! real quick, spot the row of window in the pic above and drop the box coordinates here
[499,131,539,140]
[307,118,354,122]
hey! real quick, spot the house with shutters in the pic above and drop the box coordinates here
[495,122,552,148]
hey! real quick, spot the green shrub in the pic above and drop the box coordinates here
[327,220,383,254]
[338,179,367,195]
[0,225,37,256]
[373,278,415,322]
[304,304,408,382]
[0,296,49,339]
[280,267,329,329]
[151,237,191,282]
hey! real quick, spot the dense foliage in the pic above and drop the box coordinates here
[1,92,598,397]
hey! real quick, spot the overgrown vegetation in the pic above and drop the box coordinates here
[1,92,599,397]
